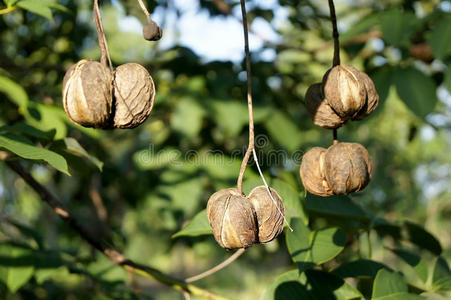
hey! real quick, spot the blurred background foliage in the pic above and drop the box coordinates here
[0,0,450,299]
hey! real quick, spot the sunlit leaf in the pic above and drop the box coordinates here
[16,0,53,20]
[390,248,428,283]
[0,134,69,175]
[172,209,212,238]
[372,269,408,298]
[286,218,346,272]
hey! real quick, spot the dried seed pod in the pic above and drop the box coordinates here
[305,83,345,129]
[300,147,333,196]
[248,186,285,243]
[353,71,379,120]
[206,188,257,249]
[324,142,372,194]
[62,59,113,128]
[113,63,155,129]
[143,21,163,41]
[323,65,366,119]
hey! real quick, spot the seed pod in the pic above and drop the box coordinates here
[323,65,366,119]
[305,83,345,129]
[300,147,333,196]
[113,63,155,129]
[143,21,163,41]
[206,188,257,249]
[248,186,285,243]
[353,71,379,120]
[324,142,372,194]
[62,59,112,128]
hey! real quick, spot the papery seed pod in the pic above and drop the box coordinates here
[206,188,257,249]
[248,186,285,243]
[322,65,366,119]
[113,63,155,129]
[353,71,379,120]
[143,21,163,41]
[62,59,113,128]
[305,83,345,129]
[324,142,372,194]
[300,147,333,196]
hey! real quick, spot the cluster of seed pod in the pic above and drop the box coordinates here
[300,65,378,196]
[206,186,285,249]
[305,65,379,129]
[62,59,155,129]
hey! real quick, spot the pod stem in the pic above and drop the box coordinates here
[236,0,255,195]
[333,128,338,145]
[328,0,340,67]
[137,0,153,25]
[94,0,113,72]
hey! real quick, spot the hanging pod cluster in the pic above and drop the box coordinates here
[305,65,379,129]
[300,66,378,196]
[63,60,155,129]
[207,186,285,249]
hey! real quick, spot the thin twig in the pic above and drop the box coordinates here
[185,249,245,283]
[252,149,293,232]
[2,158,229,300]
[94,0,113,71]
[236,0,255,194]
[328,0,340,67]
[137,0,152,24]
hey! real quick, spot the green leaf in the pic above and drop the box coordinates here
[372,68,393,110]
[428,17,451,59]
[305,193,370,222]
[0,75,29,112]
[286,218,346,272]
[380,9,419,47]
[372,269,408,298]
[63,138,103,171]
[341,13,380,43]
[393,67,438,119]
[4,219,44,249]
[172,209,212,238]
[261,269,307,300]
[170,96,206,138]
[403,221,442,255]
[209,99,248,137]
[0,123,54,141]
[134,147,181,170]
[0,134,69,175]
[264,109,302,153]
[433,257,451,284]
[16,0,53,20]
[0,243,35,293]
[373,293,425,300]
[390,248,428,283]
[25,103,68,140]
[333,259,391,278]
[271,179,307,225]
[433,277,451,292]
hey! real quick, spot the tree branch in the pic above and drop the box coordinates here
[2,158,229,300]
[328,0,340,67]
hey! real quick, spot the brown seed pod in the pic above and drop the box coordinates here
[305,83,345,129]
[353,71,379,120]
[143,21,163,41]
[324,142,372,195]
[206,188,257,249]
[300,147,333,196]
[322,65,366,119]
[248,186,285,243]
[113,63,155,129]
[62,59,113,128]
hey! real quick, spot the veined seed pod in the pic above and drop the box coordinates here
[324,142,372,194]
[113,63,155,129]
[248,186,285,243]
[322,65,366,119]
[305,83,345,129]
[62,59,113,128]
[353,71,379,120]
[300,147,333,196]
[206,188,257,249]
